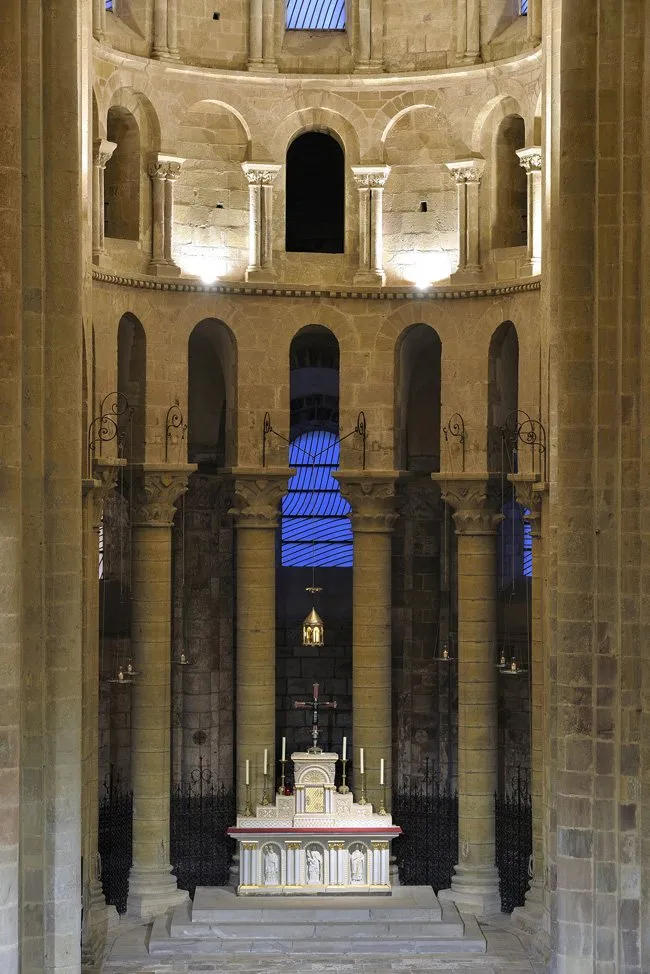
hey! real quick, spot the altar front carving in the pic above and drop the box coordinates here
[227,751,401,895]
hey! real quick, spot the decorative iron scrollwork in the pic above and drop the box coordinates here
[262,410,367,469]
[442,412,466,472]
[87,391,133,474]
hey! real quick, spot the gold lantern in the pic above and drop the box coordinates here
[302,605,325,647]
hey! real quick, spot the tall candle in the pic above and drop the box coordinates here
[281,736,286,762]
[359,747,364,774]
[380,758,384,785]
[245,759,249,786]
[313,682,319,701]
[342,736,347,762]
[263,748,268,775]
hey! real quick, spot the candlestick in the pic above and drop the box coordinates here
[245,759,249,786]
[358,768,367,806]
[380,757,384,785]
[277,757,286,795]
[281,736,286,762]
[261,771,270,806]
[359,747,364,775]
[342,736,347,762]
[313,682,319,701]
[378,780,388,816]
[243,781,253,817]
[263,748,268,775]
[338,755,350,794]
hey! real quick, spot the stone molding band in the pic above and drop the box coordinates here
[92,269,540,300]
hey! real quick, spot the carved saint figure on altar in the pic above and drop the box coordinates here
[306,848,322,884]
[263,846,279,886]
[350,847,365,884]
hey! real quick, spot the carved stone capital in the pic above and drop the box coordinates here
[149,154,185,181]
[241,162,282,186]
[445,158,486,185]
[432,475,501,536]
[351,165,391,190]
[128,464,196,526]
[509,475,547,539]
[516,146,542,174]
[93,138,117,170]
[397,476,441,520]
[186,473,233,514]
[230,468,293,527]
[335,472,397,533]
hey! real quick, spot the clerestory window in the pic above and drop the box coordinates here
[520,0,528,13]
[281,430,353,568]
[286,0,346,30]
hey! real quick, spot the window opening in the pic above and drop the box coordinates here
[105,0,113,9]
[282,429,352,568]
[520,0,528,13]
[286,0,345,30]
[286,132,345,254]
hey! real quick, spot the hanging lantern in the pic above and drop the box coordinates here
[496,647,508,670]
[125,658,140,677]
[175,649,194,666]
[303,606,325,647]
[108,663,133,685]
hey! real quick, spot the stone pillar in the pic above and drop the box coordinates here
[93,0,107,41]
[516,146,542,276]
[81,461,124,963]
[445,158,486,283]
[355,0,384,71]
[526,0,541,46]
[241,163,281,283]
[92,139,116,265]
[434,475,501,915]
[352,167,390,286]
[0,2,21,968]
[456,0,480,64]
[148,155,184,277]
[337,474,396,809]
[510,476,546,934]
[151,0,179,58]
[126,465,194,919]
[247,0,276,70]
[230,471,290,807]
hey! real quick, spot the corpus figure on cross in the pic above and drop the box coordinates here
[294,682,337,753]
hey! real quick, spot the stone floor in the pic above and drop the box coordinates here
[99,913,548,974]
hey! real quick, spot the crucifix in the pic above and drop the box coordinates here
[294,683,337,753]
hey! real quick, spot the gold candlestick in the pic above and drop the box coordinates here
[338,758,350,794]
[358,771,367,805]
[277,758,287,794]
[378,781,388,815]
[243,781,253,817]
[261,771,270,805]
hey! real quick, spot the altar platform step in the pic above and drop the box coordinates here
[149,885,486,955]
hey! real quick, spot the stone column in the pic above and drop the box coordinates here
[241,163,281,283]
[434,475,501,915]
[92,139,116,265]
[230,471,290,807]
[337,474,396,809]
[126,465,194,919]
[510,476,546,933]
[148,155,184,277]
[526,0,541,46]
[0,1,21,968]
[516,146,542,276]
[352,166,390,286]
[81,460,124,963]
[355,0,384,71]
[248,0,263,69]
[445,158,485,283]
[456,0,480,64]
[93,0,107,41]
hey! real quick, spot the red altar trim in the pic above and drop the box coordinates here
[227,827,402,836]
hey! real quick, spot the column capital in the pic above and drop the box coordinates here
[351,165,391,189]
[335,471,398,532]
[516,146,542,174]
[241,162,282,185]
[230,467,292,527]
[445,157,486,184]
[508,474,547,538]
[148,153,185,180]
[93,138,117,169]
[128,464,196,526]
[432,474,501,535]
[397,476,441,520]
[83,457,127,525]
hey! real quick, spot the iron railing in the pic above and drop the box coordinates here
[392,761,458,892]
[170,757,236,898]
[98,767,133,915]
[495,766,532,913]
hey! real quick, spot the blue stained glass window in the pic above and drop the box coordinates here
[286,0,346,30]
[105,0,113,9]
[282,430,353,568]
[520,0,528,13]
[523,511,532,577]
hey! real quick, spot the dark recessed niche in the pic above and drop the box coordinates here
[213,11,220,19]
[215,202,224,209]
[420,201,428,213]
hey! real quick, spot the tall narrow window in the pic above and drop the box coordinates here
[281,430,352,568]
[520,0,528,13]
[286,132,345,254]
[286,0,345,30]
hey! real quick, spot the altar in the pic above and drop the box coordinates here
[227,750,401,895]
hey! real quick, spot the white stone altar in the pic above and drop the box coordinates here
[227,752,401,895]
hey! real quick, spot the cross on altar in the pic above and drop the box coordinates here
[294,682,337,753]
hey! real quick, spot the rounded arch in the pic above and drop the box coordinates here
[491,114,527,249]
[487,320,519,474]
[382,104,460,167]
[105,104,141,241]
[269,106,361,167]
[289,324,340,436]
[187,318,237,468]
[470,94,526,155]
[285,131,345,254]
[182,98,252,149]
[106,86,161,154]
[117,313,147,463]
[394,323,442,472]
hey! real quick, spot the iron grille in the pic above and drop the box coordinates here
[494,767,532,913]
[392,761,458,892]
[98,767,133,914]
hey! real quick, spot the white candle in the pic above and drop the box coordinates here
[380,758,384,785]
[342,736,347,762]
[360,747,364,774]
[263,748,268,775]
[281,736,286,762]
[245,759,249,786]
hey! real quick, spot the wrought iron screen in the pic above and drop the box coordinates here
[286,0,346,30]
[392,762,458,892]
[98,768,133,914]
[170,759,236,898]
[494,767,532,913]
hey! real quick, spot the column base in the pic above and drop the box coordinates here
[247,60,278,73]
[245,265,278,283]
[450,265,484,285]
[455,53,481,65]
[354,269,386,286]
[511,882,551,960]
[127,865,189,920]
[92,250,111,268]
[81,880,119,966]
[354,60,384,73]
[518,258,541,278]
[438,864,501,916]
[148,259,182,277]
